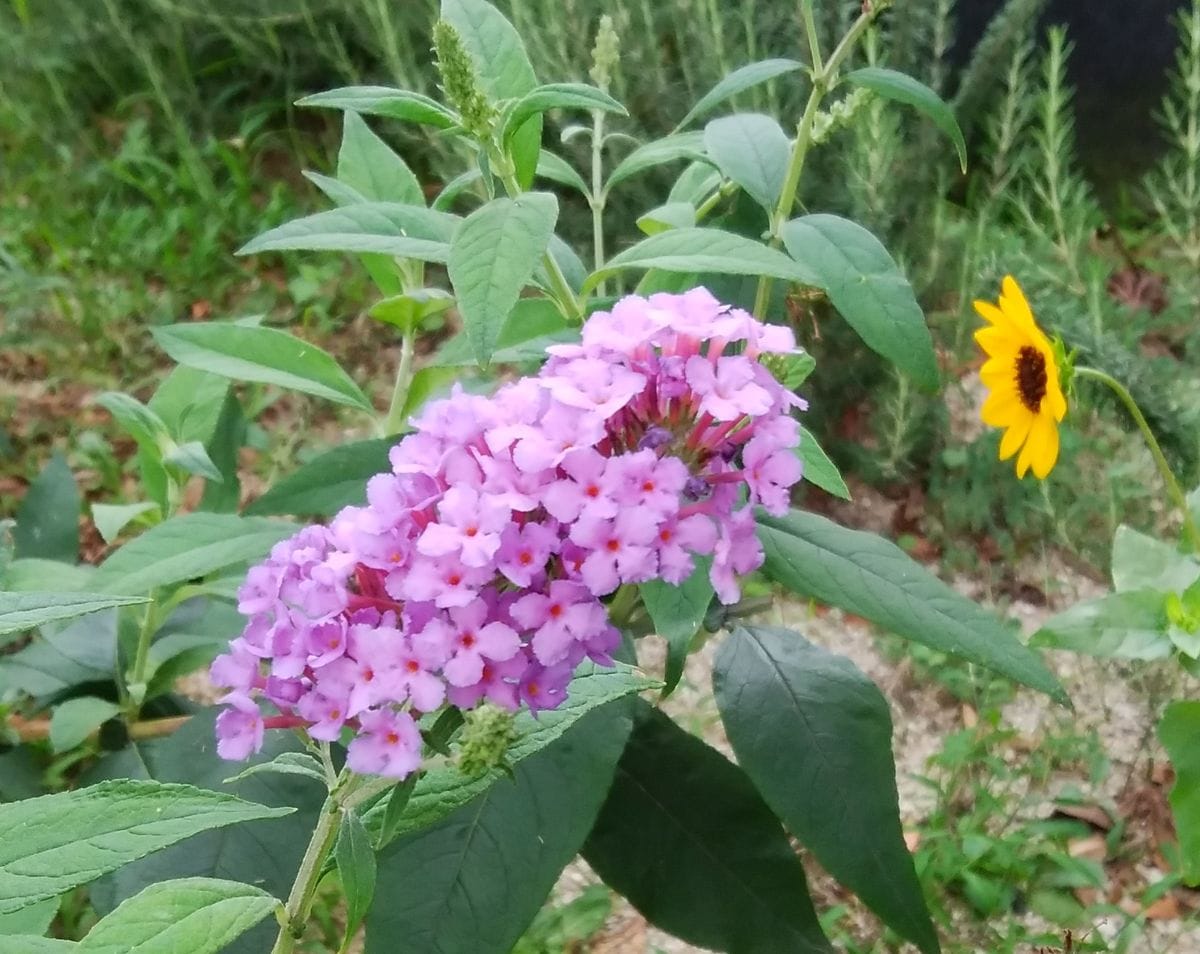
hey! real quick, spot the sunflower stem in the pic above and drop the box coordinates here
[1074,365,1200,550]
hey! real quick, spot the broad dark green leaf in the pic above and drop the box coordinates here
[782,215,938,390]
[605,132,710,190]
[703,113,790,212]
[298,86,457,128]
[0,780,291,915]
[714,625,938,953]
[336,812,376,949]
[338,112,423,205]
[676,58,804,130]
[798,426,850,500]
[503,83,626,145]
[362,663,655,846]
[448,193,558,365]
[586,227,820,295]
[1031,590,1172,660]
[366,699,632,954]
[441,0,540,188]
[90,513,295,596]
[88,710,325,954]
[152,323,372,411]
[757,509,1066,702]
[14,453,79,562]
[245,438,394,518]
[639,560,713,696]
[49,697,121,753]
[238,203,456,262]
[846,67,967,172]
[77,878,277,954]
[1159,701,1200,885]
[0,591,147,638]
[583,703,831,953]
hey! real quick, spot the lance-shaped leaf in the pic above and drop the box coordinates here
[846,67,967,172]
[448,192,558,365]
[605,132,710,190]
[782,214,939,390]
[366,699,632,954]
[0,781,291,915]
[298,86,457,128]
[152,323,372,410]
[245,438,394,518]
[798,426,850,500]
[77,878,277,954]
[0,591,148,638]
[1159,702,1200,886]
[583,703,831,953]
[639,559,713,696]
[1032,590,1172,660]
[90,513,295,596]
[703,113,791,212]
[336,813,376,950]
[337,111,424,205]
[714,625,939,953]
[14,452,79,562]
[757,509,1066,702]
[676,58,804,130]
[238,203,457,262]
[503,82,626,145]
[585,227,820,295]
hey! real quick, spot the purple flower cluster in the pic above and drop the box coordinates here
[212,288,805,776]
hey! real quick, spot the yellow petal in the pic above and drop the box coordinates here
[1029,414,1060,479]
[973,300,1025,336]
[999,275,1037,331]
[999,412,1033,460]
[1015,434,1035,478]
[981,389,1023,427]
[974,326,1018,358]
[980,360,1016,387]
[1045,378,1067,421]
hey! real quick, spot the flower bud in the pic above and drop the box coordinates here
[589,15,621,92]
[433,20,495,142]
[457,704,518,777]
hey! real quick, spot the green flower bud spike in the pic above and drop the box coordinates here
[457,704,518,778]
[433,20,495,143]
[590,14,621,92]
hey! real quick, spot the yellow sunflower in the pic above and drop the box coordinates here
[973,276,1067,479]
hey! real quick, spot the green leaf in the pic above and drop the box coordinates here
[667,161,723,205]
[304,170,370,207]
[639,559,713,696]
[362,663,655,846]
[298,86,457,128]
[1,559,93,593]
[95,393,171,455]
[1111,525,1200,593]
[583,703,831,953]
[0,609,118,697]
[90,513,295,596]
[92,502,159,544]
[152,323,372,411]
[713,625,938,953]
[798,427,850,500]
[636,202,696,236]
[77,878,277,954]
[0,939,75,953]
[0,896,57,936]
[49,697,122,753]
[338,112,423,205]
[86,711,325,954]
[0,591,148,638]
[535,151,589,196]
[335,813,376,950]
[676,58,804,130]
[846,67,967,172]
[238,203,457,263]
[221,752,328,787]
[1159,701,1200,886]
[368,289,455,333]
[162,441,223,483]
[756,509,1066,702]
[605,132,709,191]
[197,392,245,513]
[373,776,417,850]
[781,214,939,390]
[0,780,292,915]
[503,82,626,145]
[703,113,790,212]
[431,297,570,367]
[1031,590,1172,660]
[441,0,540,189]
[245,439,393,518]
[448,193,558,365]
[14,453,79,562]
[585,227,819,295]
[366,699,632,954]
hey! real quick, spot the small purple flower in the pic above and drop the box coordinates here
[742,436,802,516]
[417,486,510,568]
[570,512,659,595]
[215,693,264,760]
[437,602,522,688]
[496,521,558,588]
[685,355,773,421]
[346,708,422,778]
[518,661,574,713]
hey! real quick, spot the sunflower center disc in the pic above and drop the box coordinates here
[1014,346,1048,412]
